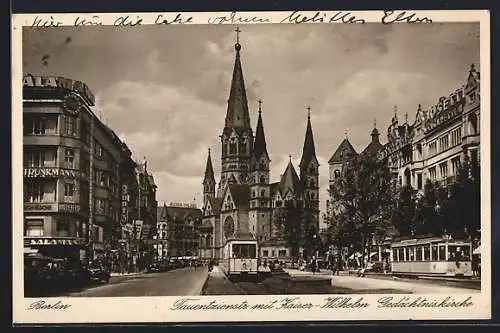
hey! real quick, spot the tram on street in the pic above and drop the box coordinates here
[219,239,259,280]
[390,237,473,278]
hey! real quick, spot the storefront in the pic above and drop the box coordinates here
[24,237,86,262]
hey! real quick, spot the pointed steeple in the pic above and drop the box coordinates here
[253,100,269,160]
[299,106,318,169]
[371,118,380,142]
[224,26,251,131]
[203,148,215,183]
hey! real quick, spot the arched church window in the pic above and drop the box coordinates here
[261,189,265,197]
[240,140,247,154]
[229,141,237,154]
[252,190,256,198]
[334,170,340,179]
[260,175,266,184]
[309,166,315,175]
[311,193,315,200]
[259,162,265,170]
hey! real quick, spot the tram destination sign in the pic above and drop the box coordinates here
[24,168,83,179]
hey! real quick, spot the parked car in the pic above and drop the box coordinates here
[88,262,110,283]
[147,261,168,273]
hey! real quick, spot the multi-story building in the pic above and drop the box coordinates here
[154,203,202,258]
[22,74,157,265]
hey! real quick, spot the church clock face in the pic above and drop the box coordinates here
[223,217,235,239]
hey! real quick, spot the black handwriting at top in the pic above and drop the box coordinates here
[280,11,365,24]
[154,13,193,25]
[381,11,433,24]
[74,16,102,26]
[207,11,271,24]
[31,16,63,28]
[114,16,143,26]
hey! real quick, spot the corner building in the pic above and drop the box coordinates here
[22,75,139,263]
[201,36,320,260]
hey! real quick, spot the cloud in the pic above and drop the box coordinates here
[21,23,480,210]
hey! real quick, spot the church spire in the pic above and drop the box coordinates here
[299,106,318,169]
[203,148,215,183]
[224,26,251,131]
[371,118,380,142]
[253,100,269,161]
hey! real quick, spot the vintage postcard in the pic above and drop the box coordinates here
[12,9,491,323]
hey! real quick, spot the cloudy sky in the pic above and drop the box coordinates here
[22,23,479,224]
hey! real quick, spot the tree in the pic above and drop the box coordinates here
[440,154,481,240]
[272,199,303,259]
[326,152,394,268]
[413,179,441,236]
[391,184,417,237]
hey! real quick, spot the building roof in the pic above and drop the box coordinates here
[164,206,202,223]
[228,184,250,210]
[328,138,358,164]
[223,41,252,134]
[361,126,384,156]
[279,160,301,195]
[207,197,223,215]
[299,112,318,169]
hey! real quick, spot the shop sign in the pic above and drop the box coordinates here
[26,238,85,246]
[24,168,82,179]
[58,203,81,213]
[23,74,95,106]
[24,203,54,211]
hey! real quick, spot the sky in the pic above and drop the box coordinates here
[22,23,480,226]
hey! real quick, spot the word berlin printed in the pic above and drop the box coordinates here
[377,296,474,308]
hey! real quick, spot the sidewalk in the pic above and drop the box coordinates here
[110,271,144,277]
[330,275,480,293]
[201,266,244,295]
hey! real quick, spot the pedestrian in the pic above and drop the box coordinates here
[311,256,317,275]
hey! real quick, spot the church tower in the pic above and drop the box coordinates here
[218,27,254,196]
[203,148,216,207]
[249,100,271,241]
[299,107,320,231]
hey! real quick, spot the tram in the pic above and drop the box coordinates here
[391,237,473,278]
[219,239,259,280]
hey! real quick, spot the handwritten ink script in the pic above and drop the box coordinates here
[27,300,72,310]
[170,296,473,311]
[29,10,432,29]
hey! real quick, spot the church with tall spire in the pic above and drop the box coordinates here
[199,27,320,260]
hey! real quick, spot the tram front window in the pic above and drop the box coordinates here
[448,245,471,261]
[232,244,257,258]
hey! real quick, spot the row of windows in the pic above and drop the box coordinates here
[24,180,80,203]
[428,156,461,182]
[428,126,462,157]
[24,115,79,137]
[23,148,76,169]
[262,249,287,257]
[392,245,471,262]
[25,219,87,238]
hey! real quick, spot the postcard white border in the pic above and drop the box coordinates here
[12,9,491,323]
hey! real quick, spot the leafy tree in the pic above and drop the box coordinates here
[414,179,441,236]
[272,199,303,259]
[391,184,417,237]
[440,154,481,240]
[325,152,393,268]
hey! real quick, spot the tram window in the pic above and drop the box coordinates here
[416,247,423,261]
[398,248,404,261]
[424,246,430,261]
[438,245,446,261]
[408,247,415,261]
[431,245,438,261]
[392,249,398,261]
[232,244,257,258]
[448,246,470,261]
